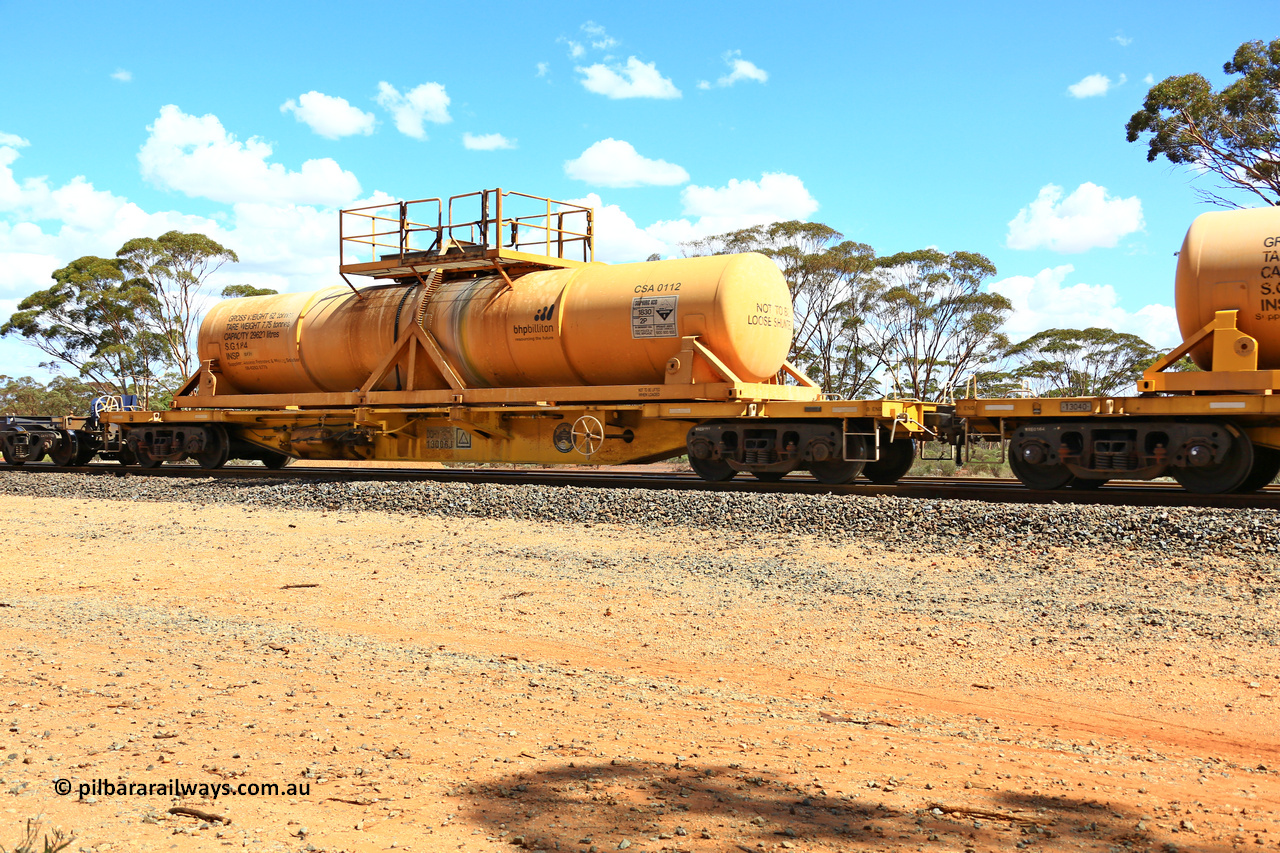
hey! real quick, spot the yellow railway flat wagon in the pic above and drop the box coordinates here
[102,189,936,485]
[949,205,1280,494]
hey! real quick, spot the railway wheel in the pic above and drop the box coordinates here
[752,470,787,482]
[689,455,736,482]
[1171,431,1253,494]
[1008,436,1073,490]
[74,442,98,465]
[260,450,292,469]
[192,425,230,470]
[809,435,867,485]
[0,443,21,467]
[862,437,915,484]
[48,430,81,467]
[1234,445,1280,493]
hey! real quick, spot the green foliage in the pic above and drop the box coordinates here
[1007,327,1159,397]
[909,441,1010,478]
[0,375,100,416]
[962,369,1024,398]
[3,231,239,407]
[872,249,1008,400]
[684,225,1008,401]
[1126,38,1280,207]
[118,231,238,376]
[220,284,278,299]
[1,818,73,853]
[0,255,170,406]
[682,221,884,396]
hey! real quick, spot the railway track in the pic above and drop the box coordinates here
[4,461,1280,509]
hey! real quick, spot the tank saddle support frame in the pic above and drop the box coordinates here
[1139,309,1280,394]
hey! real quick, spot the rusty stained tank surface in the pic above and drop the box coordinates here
[198,252,794,394]
[1175,205,1280,369]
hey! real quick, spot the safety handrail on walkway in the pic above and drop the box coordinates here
[340,188,594,274]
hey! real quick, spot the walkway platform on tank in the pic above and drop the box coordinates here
[339,188,594,283]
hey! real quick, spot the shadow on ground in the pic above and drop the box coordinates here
[459,759,1231,851]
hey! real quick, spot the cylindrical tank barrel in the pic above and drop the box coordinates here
[1175,206,1280,369]
[198,253,795,393]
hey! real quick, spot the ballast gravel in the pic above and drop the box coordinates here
[2,475,1279,850]
[0,471,1277,560]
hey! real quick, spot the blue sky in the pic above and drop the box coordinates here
[1,1,1275,381]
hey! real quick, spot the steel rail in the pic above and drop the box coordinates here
[3,462,1280,509]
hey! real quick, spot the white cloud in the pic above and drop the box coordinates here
[138,105,362,206]
[700,50,769,89]
[536,62,549,78]
[375,82,451,140]
[1112,34,1133,47]
[1143,73,1155,85]
[463,132,516,151]
[565,193,667,263]
[564,139,688,187]
[0,301,51,378]
[110,69,132,83]
[0,141,226,308]
[1,143,211,240]
[567,172,818,262]
[646,173,819,249]
[0,132,30,148]
[674,172,818,231]
[1006,183,1144,253]
[0,133,402,380]
[1067,73,1113,98]
[989,265,1179,349]
[577,57,681,99]
[559,22,614,58]
[280,91,376,139]
[581,21,616,50]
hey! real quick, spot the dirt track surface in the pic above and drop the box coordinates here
[0,491,1277,852]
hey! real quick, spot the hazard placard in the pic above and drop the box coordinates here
[631,296,678,339]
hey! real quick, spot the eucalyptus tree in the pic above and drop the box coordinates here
[1,256,170,406]
[1007,327,1160,397]
[220,284,278,299]
[0,375,101,416]
[681,221,883,395]
[1126,37,1280,207]
[869,249,1009,401]
[117,231,239,377]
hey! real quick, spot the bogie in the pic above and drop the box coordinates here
[687,420,874,483]
[988,419,1273,493]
